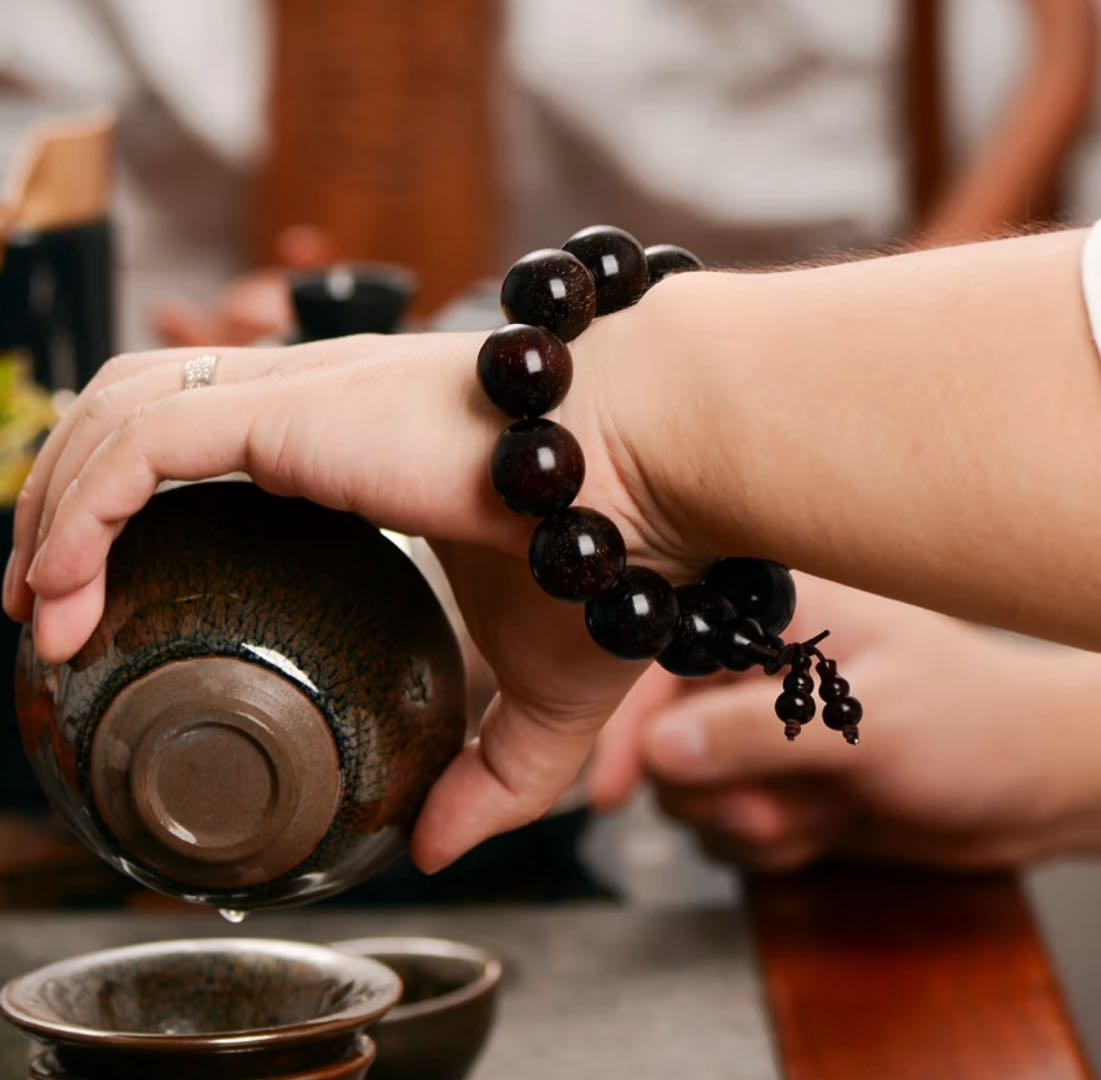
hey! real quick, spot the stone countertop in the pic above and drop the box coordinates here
[0,903,779,1079]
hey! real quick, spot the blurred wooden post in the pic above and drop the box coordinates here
[903,0,946,222]
[256,0,500,315]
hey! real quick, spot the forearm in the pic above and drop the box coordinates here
[641,228,1101,648]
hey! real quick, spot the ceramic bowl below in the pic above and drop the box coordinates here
[1,938,401,1079]
[331,936,501,1080]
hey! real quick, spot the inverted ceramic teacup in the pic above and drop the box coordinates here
[0,938,402,1079]
[16,482,466,910]
[331,936,501,1080]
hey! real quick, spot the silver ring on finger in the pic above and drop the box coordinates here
[182,353,219,390]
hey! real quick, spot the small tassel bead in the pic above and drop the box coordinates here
[783,671,814,694]
[563,225,649,315]
[823,696,863,745]
[491,419,585,516]
[645,243,705,283]
[657,584,735,677]
[477,324,573,418]
[819,675,850,702]
[776,691,816,722]
[529,507,626,602]
[705,557,797,637]
[585,566,678,660]
[500,249,596,342]
[776,690,816,741]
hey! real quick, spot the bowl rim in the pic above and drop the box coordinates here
[328,936,502,1023]
[0,938,402,1053]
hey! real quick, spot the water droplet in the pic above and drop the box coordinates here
[219,908,248,924]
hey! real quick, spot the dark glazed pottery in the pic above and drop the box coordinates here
[1,938,398,1079]
[15,481,466,908]
[290,264,418,340]
[331,937,501,1080]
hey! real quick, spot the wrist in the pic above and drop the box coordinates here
[621,268,787,566]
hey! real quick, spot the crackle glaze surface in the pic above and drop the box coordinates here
[15,482,466,908]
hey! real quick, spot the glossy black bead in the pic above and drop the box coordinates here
[713,616,776,672]
[704,557,797,636]
[530,507,626,602]
[823,697,863,730]
[775,692,816,723]
[645,244,704,284]
[500,249,596,342]
[783,671,814,694]
[657,585,736,677]
[491,419,585,516]
[585,566,678,660]
[477,324,573,418]
[819,676,850,702]
[563,225,649,315]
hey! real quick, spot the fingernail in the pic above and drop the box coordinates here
[25,542,47,587]
[645,713,708,773]
[2,555,14,608]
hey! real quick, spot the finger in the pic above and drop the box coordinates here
[25,384,262,656]
[6,347,262,623]
[657,781,848,848]
[641,678,860,786]
[32,570,109,664]
[666,781,851,872]
[28,346,527,660]
[587,667,681,810]
[154,305,221,347]
[410,688,617,873]
[35,352,282,570]
[695,823,835,874]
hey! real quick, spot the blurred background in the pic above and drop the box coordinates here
[3,0,1101,1069]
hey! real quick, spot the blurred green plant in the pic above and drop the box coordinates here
[0,354,56,508]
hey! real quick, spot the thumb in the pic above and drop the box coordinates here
[642,676,859,787]
[410,688,617,873]
[587,666,681,810]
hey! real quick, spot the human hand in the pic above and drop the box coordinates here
[1,302,700,872]
[590,575,1101,871]
[155,226,334,347]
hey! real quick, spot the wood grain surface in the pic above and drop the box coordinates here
[748,864,1091,1079]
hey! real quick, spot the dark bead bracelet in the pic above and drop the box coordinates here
[476,224,862,745]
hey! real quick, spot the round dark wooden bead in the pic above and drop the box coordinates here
[645,244,704,284]
[500,249,596,342]
[491,419,585,516]
[783,671,814,694]
[823,697,863,731]
[585,566,678,660]
[704,557,797,636]
[563,225,649,315]
[819,676,850,702]
[713,616,775,672]
[530,507,626,602]
[477,324,573,418]
[775,691,816,723]
[657,585,735,677]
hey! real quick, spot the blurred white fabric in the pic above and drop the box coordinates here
[505,0,908,257]
[0,0,267,167]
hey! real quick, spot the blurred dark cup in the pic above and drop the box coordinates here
[290,264,418,341]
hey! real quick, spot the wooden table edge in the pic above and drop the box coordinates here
[747,865,1092,1079]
